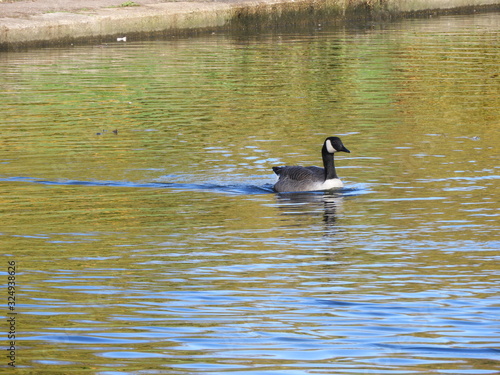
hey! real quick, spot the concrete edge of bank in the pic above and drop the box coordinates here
[1,0,500,50]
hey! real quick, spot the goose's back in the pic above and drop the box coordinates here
[273,166,326,192]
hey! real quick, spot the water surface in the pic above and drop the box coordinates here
[1,12,499,374]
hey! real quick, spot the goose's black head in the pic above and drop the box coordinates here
[323,136,350,154]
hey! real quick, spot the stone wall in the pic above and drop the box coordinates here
[1,0,499,50]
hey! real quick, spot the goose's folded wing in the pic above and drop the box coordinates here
[273,166,323,181]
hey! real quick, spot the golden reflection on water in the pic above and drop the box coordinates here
[0,12,499,375]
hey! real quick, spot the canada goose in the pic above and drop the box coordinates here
[272,137,350,192]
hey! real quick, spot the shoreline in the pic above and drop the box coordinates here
[1,0,500,50]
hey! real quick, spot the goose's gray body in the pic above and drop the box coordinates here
[272,137,350,193]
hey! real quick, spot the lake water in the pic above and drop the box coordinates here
[1,11,499,375]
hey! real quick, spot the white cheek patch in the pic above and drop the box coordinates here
[325,139,337,153]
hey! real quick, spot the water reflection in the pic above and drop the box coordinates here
[276,191,343,226]
[1,11,499,375]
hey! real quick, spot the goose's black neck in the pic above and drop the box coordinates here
[321,145,338,180]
